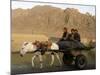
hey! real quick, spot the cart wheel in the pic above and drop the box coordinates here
[63,54,73,65]
[75,54,87,69]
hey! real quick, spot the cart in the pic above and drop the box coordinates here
[49,40,95,69]
[48,45,94,69]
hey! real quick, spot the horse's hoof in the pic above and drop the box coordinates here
[40,65,43,69]
[40,67,43,69]
[60,63,62,66]
[32,66,34,68]
[50,64,53,66]
[32,64,34,67]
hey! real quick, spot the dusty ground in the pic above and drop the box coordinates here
[11,49,96,75]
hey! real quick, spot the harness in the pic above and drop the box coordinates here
[37,44,48,55]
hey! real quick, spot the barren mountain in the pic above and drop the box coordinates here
[12,5,96,39]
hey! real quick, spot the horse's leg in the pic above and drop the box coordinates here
[32,55,36,67]
[39,54,43,68]
[54,52,62,65]
[50,53,55,66]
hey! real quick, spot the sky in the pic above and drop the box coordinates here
[12,0,96,15]
[12,0,96,5]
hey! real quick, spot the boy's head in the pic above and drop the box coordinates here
[71,28,75,34]
[74,29,78,33]
[63,27,67,32]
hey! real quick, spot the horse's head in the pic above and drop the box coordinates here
[20,42,29,57]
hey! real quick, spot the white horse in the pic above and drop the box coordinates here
[20,41,62,68]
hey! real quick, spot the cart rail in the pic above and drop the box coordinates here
[33,46,95,53]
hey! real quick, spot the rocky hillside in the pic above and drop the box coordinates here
[12,5,96,39]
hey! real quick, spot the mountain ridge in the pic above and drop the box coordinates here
[12,5,96,39]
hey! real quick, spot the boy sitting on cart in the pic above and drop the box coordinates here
[58,27,85,50]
